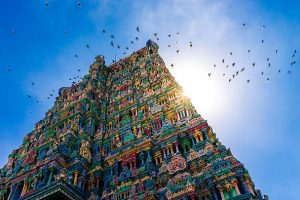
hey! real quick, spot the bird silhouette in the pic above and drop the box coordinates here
[136,26,139,32]
[135,37,138,41]
[154,33,157,37]
[208,73,211,77]
[86,44,90,48]
[176,49,179,54]
[168,34,171,37]
[222,59,225,63]
[102,29,106,33]
[171,64,174,68]
[247,79,250,83]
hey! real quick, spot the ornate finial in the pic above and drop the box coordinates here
[146,39,159,54]
[95,55,105,65]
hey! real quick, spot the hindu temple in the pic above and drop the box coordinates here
[0,40,267,200]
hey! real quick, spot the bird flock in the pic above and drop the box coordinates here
[2,2,299,114]
[207,24,298,84]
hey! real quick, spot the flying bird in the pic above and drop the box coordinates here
[102,29,106,33]
[176,49,179,54]
[171,64,174,68]
[136,26,139,32]
[208,73,211,77]
[86,44,90,48]
[168,34,171,37]
[247,79,250,83]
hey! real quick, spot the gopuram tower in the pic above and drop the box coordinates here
[0,40,267,200]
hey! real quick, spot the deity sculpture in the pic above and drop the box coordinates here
[79,140,92,163]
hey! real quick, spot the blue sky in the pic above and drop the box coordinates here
[0,0,300,199]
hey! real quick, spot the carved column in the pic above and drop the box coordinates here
[232,179,241,195]
[96,177,100,188]
[7,185,13,200]
[20,182,28,196]
[175,143,179,153]
[212,188,218,200]
[154,157,158,165]
[217,185,225,200]
[162,149,166,159]
[244,179,254,195]
[74,170,79,186]
[239,176,249,194]
[170,145,174,154]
